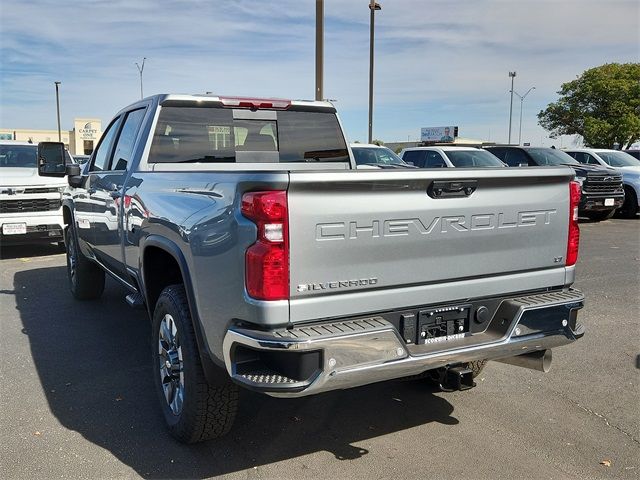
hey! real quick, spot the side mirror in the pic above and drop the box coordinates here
[38,142,67,177]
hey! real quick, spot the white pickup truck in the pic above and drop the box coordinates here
[0,141,68,246]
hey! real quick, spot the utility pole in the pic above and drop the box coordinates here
[514,86,535,145]
[135,57,146,100]
[368,1,381,144]
[315,0,324,101]
[508,71,516,144]
[54,81,62,142]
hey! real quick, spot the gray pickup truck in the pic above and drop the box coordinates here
[37,94,585,443]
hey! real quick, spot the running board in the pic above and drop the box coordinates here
[125,293,145,309]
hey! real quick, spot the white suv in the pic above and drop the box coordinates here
[564,148,640,218]
[398,146,505,168]
[0,141,68,245]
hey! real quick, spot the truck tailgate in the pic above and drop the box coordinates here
[287,167,573,322]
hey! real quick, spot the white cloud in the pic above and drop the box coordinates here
[0,0,637,146]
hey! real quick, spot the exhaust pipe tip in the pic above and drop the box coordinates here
[495,349,552,373]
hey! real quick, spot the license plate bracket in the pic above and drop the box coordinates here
[2,223,27,235]
[418,304,471,345]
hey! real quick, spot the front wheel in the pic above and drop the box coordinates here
[617,187,638,218]
[65,225,105,300]
[152,284,238,443]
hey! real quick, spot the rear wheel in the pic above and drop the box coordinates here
[617,187,638,218]
[152,284,238,443]
[65,225,105,300]
[585,209,615,222]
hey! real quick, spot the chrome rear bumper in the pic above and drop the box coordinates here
[223,289,584,397]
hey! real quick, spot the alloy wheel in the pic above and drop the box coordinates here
[158,314,184,415]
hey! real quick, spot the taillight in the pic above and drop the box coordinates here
[242,191,289,300]
[566,181,581,266]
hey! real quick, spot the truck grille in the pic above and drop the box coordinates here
[583,174,623,195]
[0,199,61,213]
[24,187,62,194]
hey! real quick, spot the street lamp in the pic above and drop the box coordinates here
[135,57,146,100]
[508,71,516,144]
[513,86,535,146]
[315,0,324,101]
[368,1,381,144]
[54,81,62,142]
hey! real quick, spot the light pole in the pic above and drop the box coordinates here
[54,81,62,142]
[315,0,324,101]
[513,86,535,146]
[508,71,516,144]
[135,57,146,99]
[368,1,381,144]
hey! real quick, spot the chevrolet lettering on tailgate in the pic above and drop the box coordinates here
[315,209,557,241]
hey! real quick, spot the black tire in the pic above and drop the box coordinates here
[585,209,615,222]
[617,187,638,219]
[465,360,487,378]
[65,225,105,300]
[152,284,238,443]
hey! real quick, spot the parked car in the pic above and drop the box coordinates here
[624,150,640,160]
[351,143,416,168]
[564,149,639,218]
[0,140,70,245]
[399,146,505,168]
[38,94,585,443]
[486,146,624,222]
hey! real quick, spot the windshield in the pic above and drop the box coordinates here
[0,145,37,168]
[526,148,579,166]
[444,149,505,167]
[596,151,640,167]
[352,146,406,166]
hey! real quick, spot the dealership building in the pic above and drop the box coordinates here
[0,118,103,156]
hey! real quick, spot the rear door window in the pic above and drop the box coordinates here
[149,106,348,163]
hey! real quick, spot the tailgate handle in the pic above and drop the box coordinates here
[428,180,477,198]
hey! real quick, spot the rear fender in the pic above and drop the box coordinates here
[140,235,228,385]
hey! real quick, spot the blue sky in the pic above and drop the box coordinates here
[1,0,638,146]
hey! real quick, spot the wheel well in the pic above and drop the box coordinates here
[143,246,184,311]
[624,184,638,202]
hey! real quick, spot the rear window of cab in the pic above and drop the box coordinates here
[149,106,349,163]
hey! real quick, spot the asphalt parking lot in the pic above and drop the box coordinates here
[1,218,638,480]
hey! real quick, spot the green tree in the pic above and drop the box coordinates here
[538,63,640,148]
[372,139,385,146]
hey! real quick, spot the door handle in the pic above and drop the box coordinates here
[428,180,478,198]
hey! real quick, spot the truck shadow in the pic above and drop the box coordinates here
[1,243,64,260]
[14,266,458,479]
